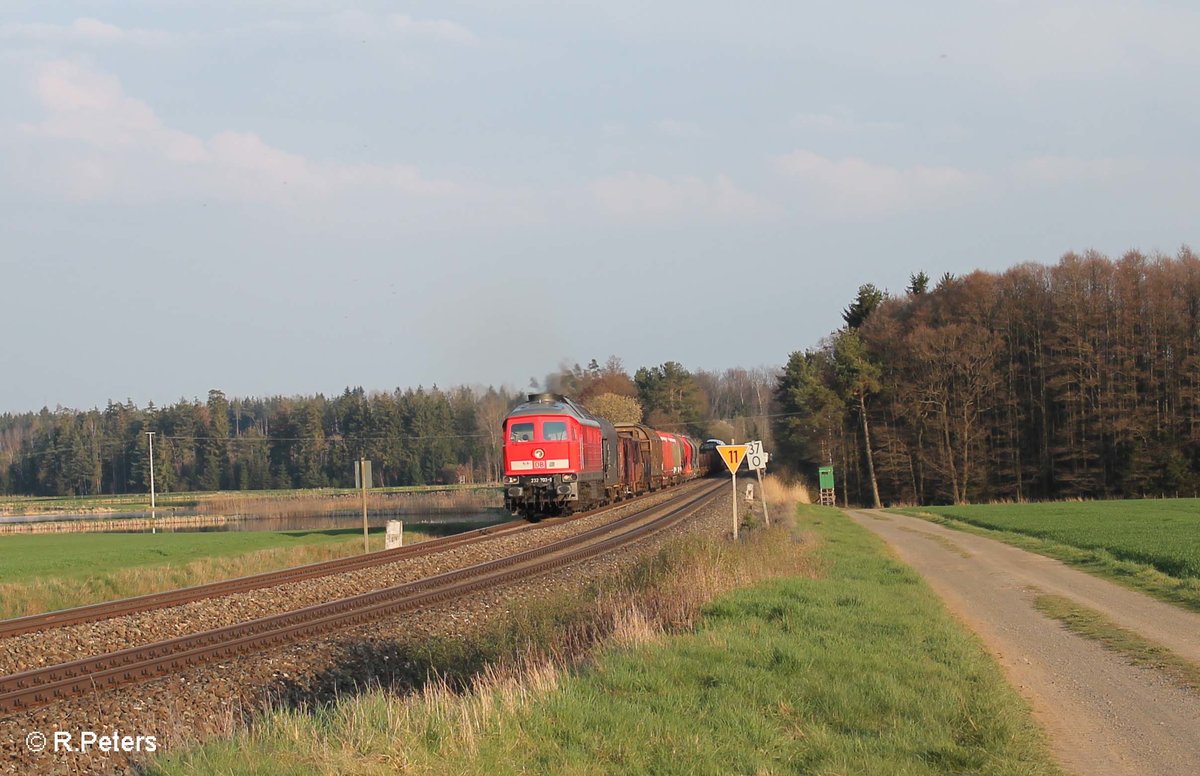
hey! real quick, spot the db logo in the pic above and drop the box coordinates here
[533,449,545,459]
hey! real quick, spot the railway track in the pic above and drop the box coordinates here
[0,481,721,717]
[0,484,693,640]
[0,518,533,640]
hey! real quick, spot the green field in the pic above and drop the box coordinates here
[899,500,1200,578]
[0,529,380,584]
[0,529,405,619]
[149,506,1058,775]
[894,500,1200,612]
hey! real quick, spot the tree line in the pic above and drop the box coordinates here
[19,247,1188,505]
[774,248,1200,505]
[0,359,777,497]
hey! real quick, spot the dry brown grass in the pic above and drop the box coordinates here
[195,489,502,518]
[761,474,811,512]
[172,521,821,770]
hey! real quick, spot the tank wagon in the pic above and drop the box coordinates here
[502,393,707,519]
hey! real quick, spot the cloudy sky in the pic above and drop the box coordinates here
[2,1,1196,412]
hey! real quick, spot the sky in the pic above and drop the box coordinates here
[2,1,1197,413]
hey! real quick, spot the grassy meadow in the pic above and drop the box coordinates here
[0,528,439,619]
[148,504,1059,776]
[894,500,1200,612]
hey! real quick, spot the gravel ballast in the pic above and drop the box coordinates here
[0,483,744,775]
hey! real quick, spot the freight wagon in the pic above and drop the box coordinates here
[502,393,706,519]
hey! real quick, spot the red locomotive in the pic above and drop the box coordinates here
[502,393,707,518]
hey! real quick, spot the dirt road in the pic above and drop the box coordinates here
[848,509,1200,776]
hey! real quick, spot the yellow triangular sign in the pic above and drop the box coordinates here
[715,444,748,474]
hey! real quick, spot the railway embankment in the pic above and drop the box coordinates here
[0,483,721,774]
[147,503,1059,776]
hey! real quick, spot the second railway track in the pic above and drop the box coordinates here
[0,517,532,640]
[0,481,722,717]
[0,483,694,640]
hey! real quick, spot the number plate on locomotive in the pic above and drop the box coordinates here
[528,476,554,484]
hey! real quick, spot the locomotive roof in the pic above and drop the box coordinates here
[507,393,602,426]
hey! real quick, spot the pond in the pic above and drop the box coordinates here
[155,511,510,535]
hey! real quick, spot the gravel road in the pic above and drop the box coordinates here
[849,509,1200,776]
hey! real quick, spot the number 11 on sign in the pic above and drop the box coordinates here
[715,444,748,539]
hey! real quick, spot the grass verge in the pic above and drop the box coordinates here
[1033,594,1200,694]
[148,505,1059,776]
[0,529,435,619]
[891,508,1200,614]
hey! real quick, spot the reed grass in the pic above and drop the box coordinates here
[193,489,502,518]
[0,485,502,517]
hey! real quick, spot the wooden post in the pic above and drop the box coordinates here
[147,431,156,510]
[756,466,770,527]
[147,431,157,533]
[360,457,369,554]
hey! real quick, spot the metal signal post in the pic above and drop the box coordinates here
[356,458,373,554]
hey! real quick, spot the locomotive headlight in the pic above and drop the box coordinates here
[560,473,577,482]
[504,476,520,484]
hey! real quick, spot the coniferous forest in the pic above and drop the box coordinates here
[4,249,1199,505]
[776,248,1200,505]
[0,358,774,497]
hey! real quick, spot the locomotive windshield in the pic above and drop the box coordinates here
[543,421,568,440]
[509,422,534,442]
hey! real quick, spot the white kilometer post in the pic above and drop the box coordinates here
[386,520,404,550]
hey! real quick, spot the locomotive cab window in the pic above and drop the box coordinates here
[509,422,535,442]
[543,421,568,440]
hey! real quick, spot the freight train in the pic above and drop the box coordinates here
[501,393,708,519]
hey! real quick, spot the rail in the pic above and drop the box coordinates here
[0,481,721,716]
